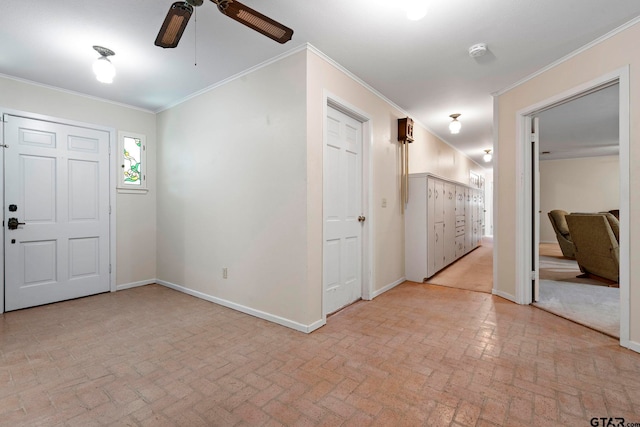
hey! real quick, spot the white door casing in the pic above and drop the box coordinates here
[4,114,110,311]
[514,68,630,349]
[323,105,363,315]
[532,116,540,302]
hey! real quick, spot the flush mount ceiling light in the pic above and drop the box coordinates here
[449,114,461,134]
[483,149,492,162]
[92,46,116,84]
[402,0,428,20]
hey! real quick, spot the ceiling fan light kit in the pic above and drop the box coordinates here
[449,113,461,134]
[92,46,116,84]
[155,0,293,49]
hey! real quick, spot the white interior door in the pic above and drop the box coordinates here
[324,106,363,315]
[4,114,110,311]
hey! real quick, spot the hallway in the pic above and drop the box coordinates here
[426,237,493,294]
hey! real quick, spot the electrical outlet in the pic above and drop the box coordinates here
[223,268,228,279]
[382,198,387,208]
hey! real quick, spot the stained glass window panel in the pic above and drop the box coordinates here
[123,136,142,186]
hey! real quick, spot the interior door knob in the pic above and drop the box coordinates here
[358,215,366,223]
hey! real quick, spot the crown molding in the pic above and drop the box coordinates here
[0,73,155,114]
[494,16,640,97]
[305,44,486,170]
[156,44,308,113]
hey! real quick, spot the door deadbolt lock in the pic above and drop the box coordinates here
[358,215,366,223]
[7,217,25,230]
[8,204,17,212]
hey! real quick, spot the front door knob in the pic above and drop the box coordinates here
[7,218,25,230]
[358,215,366,223]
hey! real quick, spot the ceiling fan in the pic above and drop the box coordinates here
[155,0,294,49]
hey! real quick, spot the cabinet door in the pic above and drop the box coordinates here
[427,179,435,230]
[465,190,472,252]
[426,179,435,277]
[456,186,465,216]
[455,235,465,258]
[444,182,456,264]
[433,222,445,273]
[471,189,480,248]
[432,179,444,223]
[405,176,429,282]
[471,222,478,248]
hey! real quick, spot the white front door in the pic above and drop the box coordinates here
[4,114,110,311]
[323,106,363,315]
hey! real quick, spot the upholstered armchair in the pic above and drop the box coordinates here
[547,210,576,259]
[565,213,619,283]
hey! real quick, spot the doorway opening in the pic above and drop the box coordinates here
[532,83,620,337]
[515,67,630,347]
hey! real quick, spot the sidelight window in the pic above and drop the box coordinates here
[118,131,147,192]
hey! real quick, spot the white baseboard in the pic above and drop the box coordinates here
[306,319,325,333]
[156,280,323,334]
[492,288,516,303]
[371,277,406,299]
[624,339,640,354]
[116,279,155,291]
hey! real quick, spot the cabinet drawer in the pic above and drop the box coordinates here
[456,226,465,236]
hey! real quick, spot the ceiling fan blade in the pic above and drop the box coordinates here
[212,0,293,44]
[155,2,194,48]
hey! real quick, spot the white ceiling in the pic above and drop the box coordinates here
[538,84,619,161]
[1,1,639,165]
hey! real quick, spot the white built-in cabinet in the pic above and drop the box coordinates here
[405,174,484,282]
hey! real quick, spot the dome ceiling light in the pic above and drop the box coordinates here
[483,149,492,162]
[449,114,461,134]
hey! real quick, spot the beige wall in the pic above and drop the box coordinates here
[496,22,640,345]
[540,156,619,243]
[156,52,311,327]
[409,127,485,184]
[0,45,486,329]
[307,49,407,300]
[307,48,485,300]
[154,46,484,330]
[0,76,157,288]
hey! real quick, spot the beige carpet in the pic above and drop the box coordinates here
[538,243,608,287]
[535,242,619,338]
[535,279,619,338]
[425,237,493,293]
